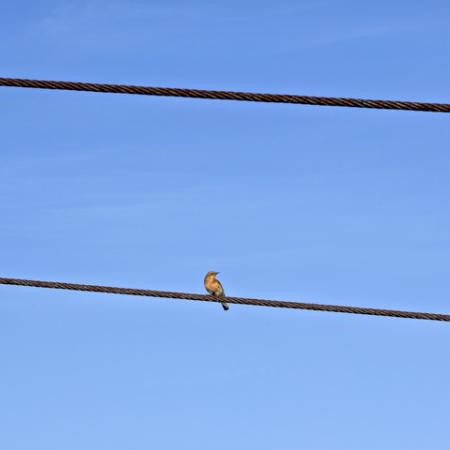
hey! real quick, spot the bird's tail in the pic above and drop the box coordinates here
[221,301,229,311]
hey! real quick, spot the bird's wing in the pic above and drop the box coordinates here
[217,280,225,297]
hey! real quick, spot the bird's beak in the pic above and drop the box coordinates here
[216,272,220,275]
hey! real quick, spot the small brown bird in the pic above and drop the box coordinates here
[204,271,229,311]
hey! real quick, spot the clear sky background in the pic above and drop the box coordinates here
[1,1,450,449]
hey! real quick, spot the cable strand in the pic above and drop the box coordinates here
[0,276,449,322]
[1,77,450,113]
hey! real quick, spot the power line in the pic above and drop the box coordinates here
[0,77,449,113]
[0,276,449,322]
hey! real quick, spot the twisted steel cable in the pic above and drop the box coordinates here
[1,276,449,322]
[1,77,450,113]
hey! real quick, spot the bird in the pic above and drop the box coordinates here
[204,271,229,311]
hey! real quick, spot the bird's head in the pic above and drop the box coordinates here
[206,271,219,277]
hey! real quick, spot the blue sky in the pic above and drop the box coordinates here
[1,1,450,449]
